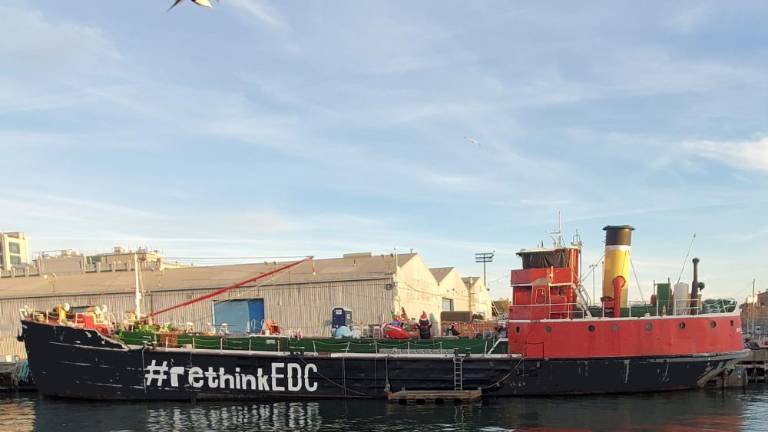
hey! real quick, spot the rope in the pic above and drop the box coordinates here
[141,347,147,394]
[292,355,368,396]
[630,257,646,304]
[482,356,526,390]
[675,233,697,284]
[579,253,605,284]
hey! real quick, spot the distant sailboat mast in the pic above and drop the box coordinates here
[134,253,142,320]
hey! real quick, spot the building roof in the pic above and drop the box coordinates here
[462,276,482,288]
[429,267,454,283]
[0,253,418,299]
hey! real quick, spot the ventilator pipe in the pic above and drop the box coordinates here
[612,275,625,318]
[690,257,703,315]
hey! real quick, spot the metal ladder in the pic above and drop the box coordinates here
[372,326,382,339]
[453,355,464,390]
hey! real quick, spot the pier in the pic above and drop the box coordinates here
[708,348,768,388]
[387,389,482,404]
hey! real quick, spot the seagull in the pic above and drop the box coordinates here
[465,137,480,147]
[169,0,217,10]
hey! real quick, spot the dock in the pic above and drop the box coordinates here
[387,389,482,404]
[741,348,768,384]
[707,348,768,388]
[0,360,34,392]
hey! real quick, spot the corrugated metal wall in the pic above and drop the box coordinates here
[0,277,394,358]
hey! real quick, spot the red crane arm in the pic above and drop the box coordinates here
[146,256,312,319]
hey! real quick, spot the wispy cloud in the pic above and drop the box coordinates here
[4,1,768,299]
[227,0,288,30]
[0,6,119,66]
[664,4,713,34]
[685,136,768,173]
[0,130,78,148]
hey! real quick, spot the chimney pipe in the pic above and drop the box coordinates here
[602,225,634,309]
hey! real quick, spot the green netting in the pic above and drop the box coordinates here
[587,305,657,317]
[115,331,506,354]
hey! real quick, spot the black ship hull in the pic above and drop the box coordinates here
[21,320,747,400]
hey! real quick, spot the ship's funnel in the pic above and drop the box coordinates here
[602,225,634,308]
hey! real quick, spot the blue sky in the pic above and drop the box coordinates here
[1,1,766,301]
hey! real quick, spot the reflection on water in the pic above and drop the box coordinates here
[144,403,322,432]
[1,388,766,431]
[0,396,35,432]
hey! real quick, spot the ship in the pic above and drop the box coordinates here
[18,225,748,400]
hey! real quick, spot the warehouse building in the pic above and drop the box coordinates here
[0,251,492,357]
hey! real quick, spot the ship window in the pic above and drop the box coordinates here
[544,326,552,333]
[679,322,686,329]
[645,323,653,331]
[588,325,595,332]
[710,321,717,328]
[515,326,521,334]
[611,324,619,332]
[730,320,734,327]
[518,249,570,269]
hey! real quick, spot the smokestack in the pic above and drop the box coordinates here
[602,225,634,308]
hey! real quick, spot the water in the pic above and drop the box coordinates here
[1,389,767,431]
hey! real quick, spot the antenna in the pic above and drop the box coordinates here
[572,229,583,248]
[548,211,565,248]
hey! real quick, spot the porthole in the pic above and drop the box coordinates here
[515,326,521,334]
[544,326,552,333]
[645,323,653,331]
[710,321,717,328]
[611,324,619,332]
[730,320,734,327]
[679,322,686,329]
[588,325,596,332]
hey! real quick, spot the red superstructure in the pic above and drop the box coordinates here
[507,226,744,360]
[510,246,581,320]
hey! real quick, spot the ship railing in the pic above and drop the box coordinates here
[626,300,655,317]
[17,308,118,331]
[674,298,736,315]
[137,333,501,357]
[672,298,702,316]
[19,308,68,324]
[510,302,590,319]
[18,308,33,320]
[18,308,51,323]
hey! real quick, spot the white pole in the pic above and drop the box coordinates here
[134,253,142,319]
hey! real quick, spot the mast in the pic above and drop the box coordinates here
[134,253,142,319]
[752,278,756,336]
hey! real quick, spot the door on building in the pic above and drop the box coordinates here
[442,298,454,312]
[213,299,265,333]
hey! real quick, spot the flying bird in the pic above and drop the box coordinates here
[169,0,217,10]
[465,137,480,147]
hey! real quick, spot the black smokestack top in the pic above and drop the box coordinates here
[603,225,635,246]
[690,257,701,314]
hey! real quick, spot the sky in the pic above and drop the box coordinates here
[1,1,766,301]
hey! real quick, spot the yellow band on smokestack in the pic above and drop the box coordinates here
[602,225,634,308]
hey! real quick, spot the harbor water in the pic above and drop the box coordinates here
[1,389,767,431]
